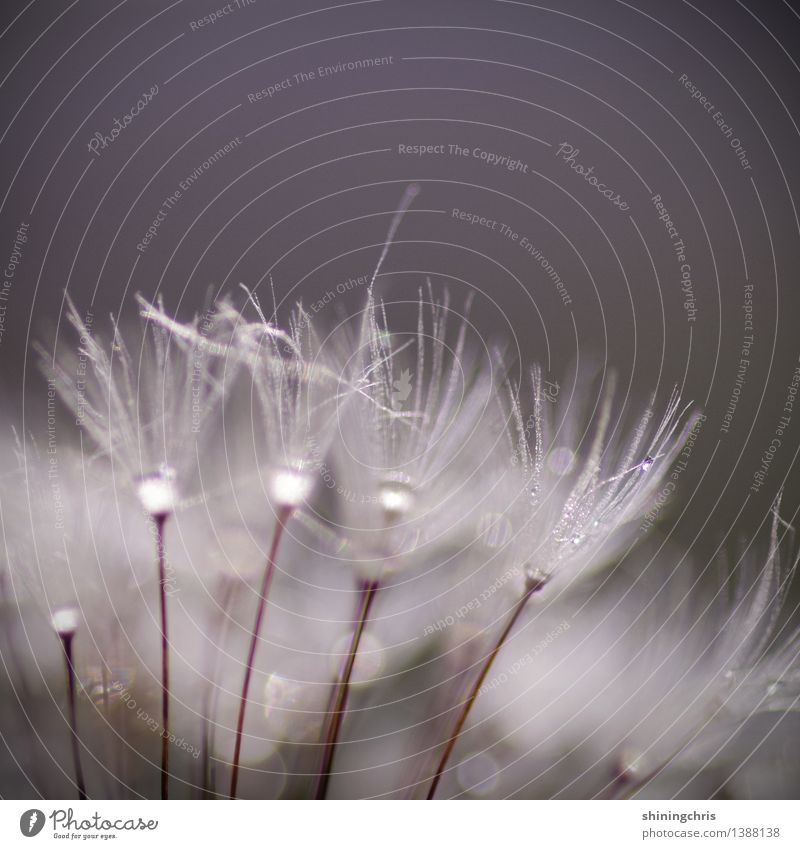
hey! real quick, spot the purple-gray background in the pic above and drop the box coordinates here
[1,0,799,564]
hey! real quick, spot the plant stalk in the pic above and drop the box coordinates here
[60,633,87,800]
[314,578,380,800]
[201,578,236,798]
[427,582,537,799]
[155,514,170,800]
[229,506,291,799]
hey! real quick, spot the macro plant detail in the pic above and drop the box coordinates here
[2,254,796,800]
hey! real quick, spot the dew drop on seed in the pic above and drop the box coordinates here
[547,446,575,475]
[270,466,312,508]
[136,466,177,518]
[378,472,414,521]
[613,747,643,784]
[51,605,80,637]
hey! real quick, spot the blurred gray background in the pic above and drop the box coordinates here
[1,0,800,798]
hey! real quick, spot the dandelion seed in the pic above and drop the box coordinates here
[378,473,414,521]
[524,566,549,594]
[136,466,177,519]
[51,605,80,638]
[269,465,313,510]
[51,605,86,800]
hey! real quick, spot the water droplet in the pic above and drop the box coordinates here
[270,466,312,508]
[640,456,654,472]
[51,605,80,637]
[571,535,583,545]
[378,472,413,521]
[136,466,177,517]
[613,746,643,783]
[547,446,575,475]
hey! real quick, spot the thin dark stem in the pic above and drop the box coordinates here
[229,506,291,800]
[155,514,170,800]
[314,578,380,800]
[201,578,236,799]
[61,633,87,800]
[617,733,697,800]
[427,583,537,799]
[101,663,110,715]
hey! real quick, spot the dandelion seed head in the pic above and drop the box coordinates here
[136,466,177,518]
[378,472,414,521]
[51,605,80,637]
[505,373,695,588]
[269,466,312,509]
[524,565,549,593]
